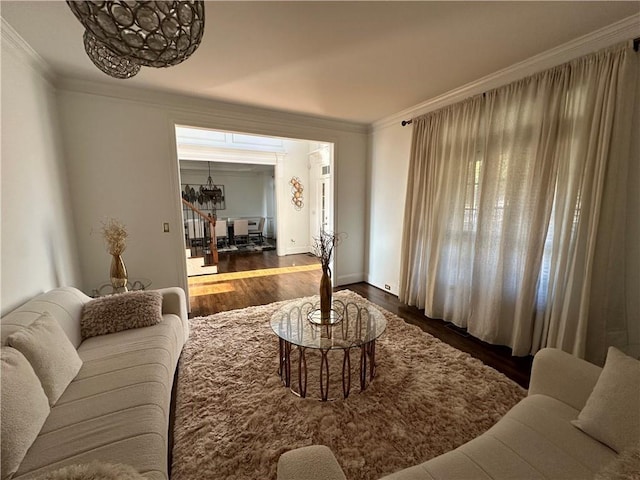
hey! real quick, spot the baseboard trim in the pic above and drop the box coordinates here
[336,272,365,286]
[284,245,311,255]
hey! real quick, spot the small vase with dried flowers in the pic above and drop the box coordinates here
[101,218,128,292]
[312,230,342,323]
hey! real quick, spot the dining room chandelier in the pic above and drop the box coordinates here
[66,1,205,79]
[200,162,223,204]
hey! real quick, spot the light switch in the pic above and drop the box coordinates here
[163,222,170,233]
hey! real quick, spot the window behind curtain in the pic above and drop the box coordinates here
[399,43,635,358]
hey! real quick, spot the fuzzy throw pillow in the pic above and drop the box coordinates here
[80,290,163,340]
[37,461,146,480]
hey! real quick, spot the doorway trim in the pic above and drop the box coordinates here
[171,123,336,308]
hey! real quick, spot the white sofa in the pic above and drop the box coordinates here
[278,347,638,480]
[0,286,188,480]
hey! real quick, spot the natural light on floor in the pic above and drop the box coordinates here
[188,264,321,296]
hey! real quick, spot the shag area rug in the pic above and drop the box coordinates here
[172,290,526,480]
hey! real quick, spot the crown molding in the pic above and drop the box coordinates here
[372,13,640,132]
[177,144,280,165]
[56,77,369,136]
[1,17,56,84]
[1,15,363,136]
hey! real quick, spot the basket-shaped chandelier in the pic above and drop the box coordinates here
[200,162,223,204]
[67,1,205,79]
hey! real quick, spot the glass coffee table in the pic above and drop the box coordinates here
[270,296,387,401]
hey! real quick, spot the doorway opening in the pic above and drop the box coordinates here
[174,125,335,313]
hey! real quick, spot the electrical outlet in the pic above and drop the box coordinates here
[384,284,391,291]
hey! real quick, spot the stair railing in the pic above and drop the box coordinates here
[181,198,218,266]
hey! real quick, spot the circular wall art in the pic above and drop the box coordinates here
[290,176,304,210]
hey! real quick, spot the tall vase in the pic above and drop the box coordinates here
[110,254,128,292]
[319,264,332,323]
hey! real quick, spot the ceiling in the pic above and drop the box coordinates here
[2,1,638,125]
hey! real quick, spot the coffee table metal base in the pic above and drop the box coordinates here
[277,338,378,401]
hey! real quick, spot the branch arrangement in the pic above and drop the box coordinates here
[312,230,343,270]
[101,218,128,256]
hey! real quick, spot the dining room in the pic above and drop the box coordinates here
[176,126,334,313]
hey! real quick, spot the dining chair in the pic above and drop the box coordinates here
[215,219,228,248]
[233,219,249,245]
[248,217,265,244]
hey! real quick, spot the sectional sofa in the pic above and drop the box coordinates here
[278,347,640,479]
[0,286,188,480]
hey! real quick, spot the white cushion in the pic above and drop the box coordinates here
[278,445,347,480]
[384,394,616,480]
[13,316,185,479]
[7,312,83,406]
[1,347,50,480]
[572,346,640,453]
[1,287,89,348]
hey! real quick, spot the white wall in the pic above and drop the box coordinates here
[180,168,270,219]
[56,80,367,294]
[333,134,367,286]
[366,124,412,294]
[1,26,82,314]
[263,171,276,238]
[58,92,183,296]
[279,139,311,255]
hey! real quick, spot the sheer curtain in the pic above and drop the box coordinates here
[399,43,637,359]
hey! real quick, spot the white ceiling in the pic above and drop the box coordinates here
[2,1,638,124]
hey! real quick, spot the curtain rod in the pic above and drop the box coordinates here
[402,37,640,127]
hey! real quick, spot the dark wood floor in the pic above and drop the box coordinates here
[188,250,533,388]
[188,250,322,315]
[336,283,533,388]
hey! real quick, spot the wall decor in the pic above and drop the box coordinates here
[181,184,225,212]
[290,176,304,210]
